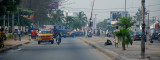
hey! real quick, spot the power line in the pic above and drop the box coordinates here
[150,10,160,12]
[148,4,160,7]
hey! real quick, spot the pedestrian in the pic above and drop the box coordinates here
[32,30,36,39]
[18,28,22,41]
[105,30,109,37]
[114,26,119,48]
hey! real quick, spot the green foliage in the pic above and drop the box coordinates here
[0,8,33,26]
[64,11,88,30]
[65,16,74,29]
[113,28,131,50]
[135,8,148,21]
[50,9,64,25]
[6,33,13,39]
[97,19,108,29]
[0,0,21,16]
[117,17,136,29]
[76,11,88,26]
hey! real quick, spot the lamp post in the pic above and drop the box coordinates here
[141,0,146,59]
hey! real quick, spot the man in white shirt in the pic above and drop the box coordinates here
[114,26,119,48]
[18,29,22,41]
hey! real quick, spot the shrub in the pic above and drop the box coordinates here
[7,33,13,39]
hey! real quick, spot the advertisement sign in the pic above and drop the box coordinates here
[48,0,59,9]
[110,11,128,21]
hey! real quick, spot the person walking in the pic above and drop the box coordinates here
[18,29,22,41]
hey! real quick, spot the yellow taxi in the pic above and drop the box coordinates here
[38,30,54,44]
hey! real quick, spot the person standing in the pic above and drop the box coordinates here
[114,26,119,48]
[18,29,22,41]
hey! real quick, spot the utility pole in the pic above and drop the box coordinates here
[148,13,149,40]
[141,0,146,59]
[125,0,127,17]
[93,14,97,34]
[89,0,95,32]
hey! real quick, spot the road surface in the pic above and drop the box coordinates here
[0,37,110,60]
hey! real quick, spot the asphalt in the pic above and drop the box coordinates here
[0,37,110,60]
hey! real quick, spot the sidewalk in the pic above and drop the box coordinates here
[79,36,160,60]
[0,35,30,52]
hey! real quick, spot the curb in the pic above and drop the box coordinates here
[0,41,30,53]
[79,38,130,60]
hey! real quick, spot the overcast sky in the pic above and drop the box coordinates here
[61,0,160,22]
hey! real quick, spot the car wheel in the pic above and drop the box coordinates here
[38,41,41,44]
[51,40,54,44]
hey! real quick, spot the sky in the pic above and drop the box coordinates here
[61,0,160,22]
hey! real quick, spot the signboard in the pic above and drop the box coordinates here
[110,11,128,21]
[111,21,118,24]
[48,0,59,9]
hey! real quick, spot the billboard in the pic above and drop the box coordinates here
[110,11,128,21]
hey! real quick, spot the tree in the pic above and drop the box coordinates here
[117,17,136,29]
[0,8,33,26]
[115,17,135,50]
[50,9,64,25]
[76,11,88,27]
[97,19,108,29]
[0,0,21,16]
[114,28,131,50]
[134,8,148,27]
[65,16,74,29]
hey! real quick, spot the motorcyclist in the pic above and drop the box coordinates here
[53,26,62,45]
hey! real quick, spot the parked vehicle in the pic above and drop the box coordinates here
[38,30,54,44]
[133,31,146,41]
[151,33,159,40]
[157,33,160,42]
[87,32,92,37]
[70,31,84,37]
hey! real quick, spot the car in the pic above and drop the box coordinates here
[133,31,146,41]
[70,31,84,37]
[38,30,54,44]
[151,33,159,40]
[158,33,160,41]
[87,32,92,37]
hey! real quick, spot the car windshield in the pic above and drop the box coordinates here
[152,33,158,35]
[39,30,52,34]
[135,32,142,35]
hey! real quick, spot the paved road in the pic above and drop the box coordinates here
[0,37,110,60]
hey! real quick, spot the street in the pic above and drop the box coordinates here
[0,37,110,60]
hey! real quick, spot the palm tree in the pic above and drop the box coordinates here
[114,28,131,50]
[117,17,136,29]
[51,9,64,25]
[76,11,88,27]
[116,17,135,48]
[65,16,74,29]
